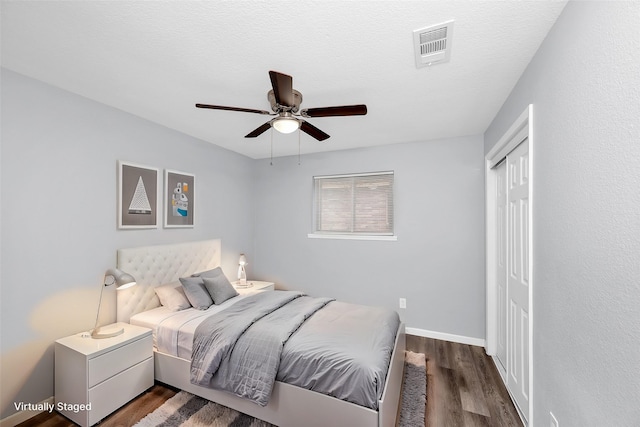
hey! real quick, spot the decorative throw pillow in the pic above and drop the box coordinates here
[192,266,224,279]
[154,282,191,311]
[179,277,213,310]
[202,275,238,305]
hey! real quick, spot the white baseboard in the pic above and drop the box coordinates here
[0,396,54,427]
[406,327,486,347]
[490,354,507,382]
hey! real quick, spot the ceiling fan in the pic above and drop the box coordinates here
[196,71,367,141]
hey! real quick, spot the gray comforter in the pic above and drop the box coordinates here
[191,290,400,409]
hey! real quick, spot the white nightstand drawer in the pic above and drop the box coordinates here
[88,357,154,425]
[88,335,152,387]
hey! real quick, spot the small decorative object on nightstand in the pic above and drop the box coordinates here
[233,280,275,294]
[236,253,248,287]
[55,323,153,426]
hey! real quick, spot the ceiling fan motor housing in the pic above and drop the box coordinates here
[268,89,302,113]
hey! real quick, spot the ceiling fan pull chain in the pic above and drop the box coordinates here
[298,128,301,165]
[270,127,274,166]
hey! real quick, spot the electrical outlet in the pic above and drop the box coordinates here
[399,298,407,309]
[550,412,559,427]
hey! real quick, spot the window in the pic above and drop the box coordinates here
[310,171,395,240]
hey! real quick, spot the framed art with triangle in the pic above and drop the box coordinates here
[118,160,159,229]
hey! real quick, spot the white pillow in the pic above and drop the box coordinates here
[154,282,191,311]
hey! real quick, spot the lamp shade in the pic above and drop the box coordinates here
[272,117,300,134]
[105,268,136,289]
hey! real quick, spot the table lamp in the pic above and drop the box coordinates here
[92,268,136,339]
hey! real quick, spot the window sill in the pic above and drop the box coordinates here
[307,233,397,241]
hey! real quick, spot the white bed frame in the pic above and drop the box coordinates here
[117,239,406,427]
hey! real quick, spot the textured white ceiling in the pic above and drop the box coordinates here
[1,1,566,159]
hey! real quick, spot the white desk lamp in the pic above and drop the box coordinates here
[92,268,136,339]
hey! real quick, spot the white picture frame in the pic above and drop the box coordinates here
[164,169,195,228]
[117,160,159,229]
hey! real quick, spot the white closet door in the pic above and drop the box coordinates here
[506,139,530,422]
[495,159,508,375]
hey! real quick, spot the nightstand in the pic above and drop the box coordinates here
[233,280,275,294]
[54,322,153,426]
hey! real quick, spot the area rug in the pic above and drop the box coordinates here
[135,351,427,427]
[398,351,427,427]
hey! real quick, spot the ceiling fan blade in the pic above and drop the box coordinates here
[301,104,368,117]
[245,122,272,138]
[300,121,330,141]
[195,104,272,115]
[269,71,294,107]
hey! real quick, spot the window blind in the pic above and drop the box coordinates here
[314,171,394,235]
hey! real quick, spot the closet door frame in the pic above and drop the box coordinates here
[485,104,533,426]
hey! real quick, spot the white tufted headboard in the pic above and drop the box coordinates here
[116,239,221,322]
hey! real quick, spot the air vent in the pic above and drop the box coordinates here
[413,20,454,68]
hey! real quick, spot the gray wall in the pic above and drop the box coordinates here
[0,69,256,419]
[484,2,640,426]
[251,136,486,338]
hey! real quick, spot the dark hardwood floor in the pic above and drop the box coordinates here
[16,384,178,427]
[406,335,523,427]
[19,336,522,427]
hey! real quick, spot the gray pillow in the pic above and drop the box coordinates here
[179,276,213,310]
[192,266,225,279]
[202,275,238,305]
[154,282,191,311]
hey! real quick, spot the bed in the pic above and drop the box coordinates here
[116,239,406,427]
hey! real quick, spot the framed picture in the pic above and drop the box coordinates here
[164,169,195,228]
[118,161,159,229]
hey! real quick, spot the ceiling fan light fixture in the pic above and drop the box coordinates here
[272,116,300,134]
